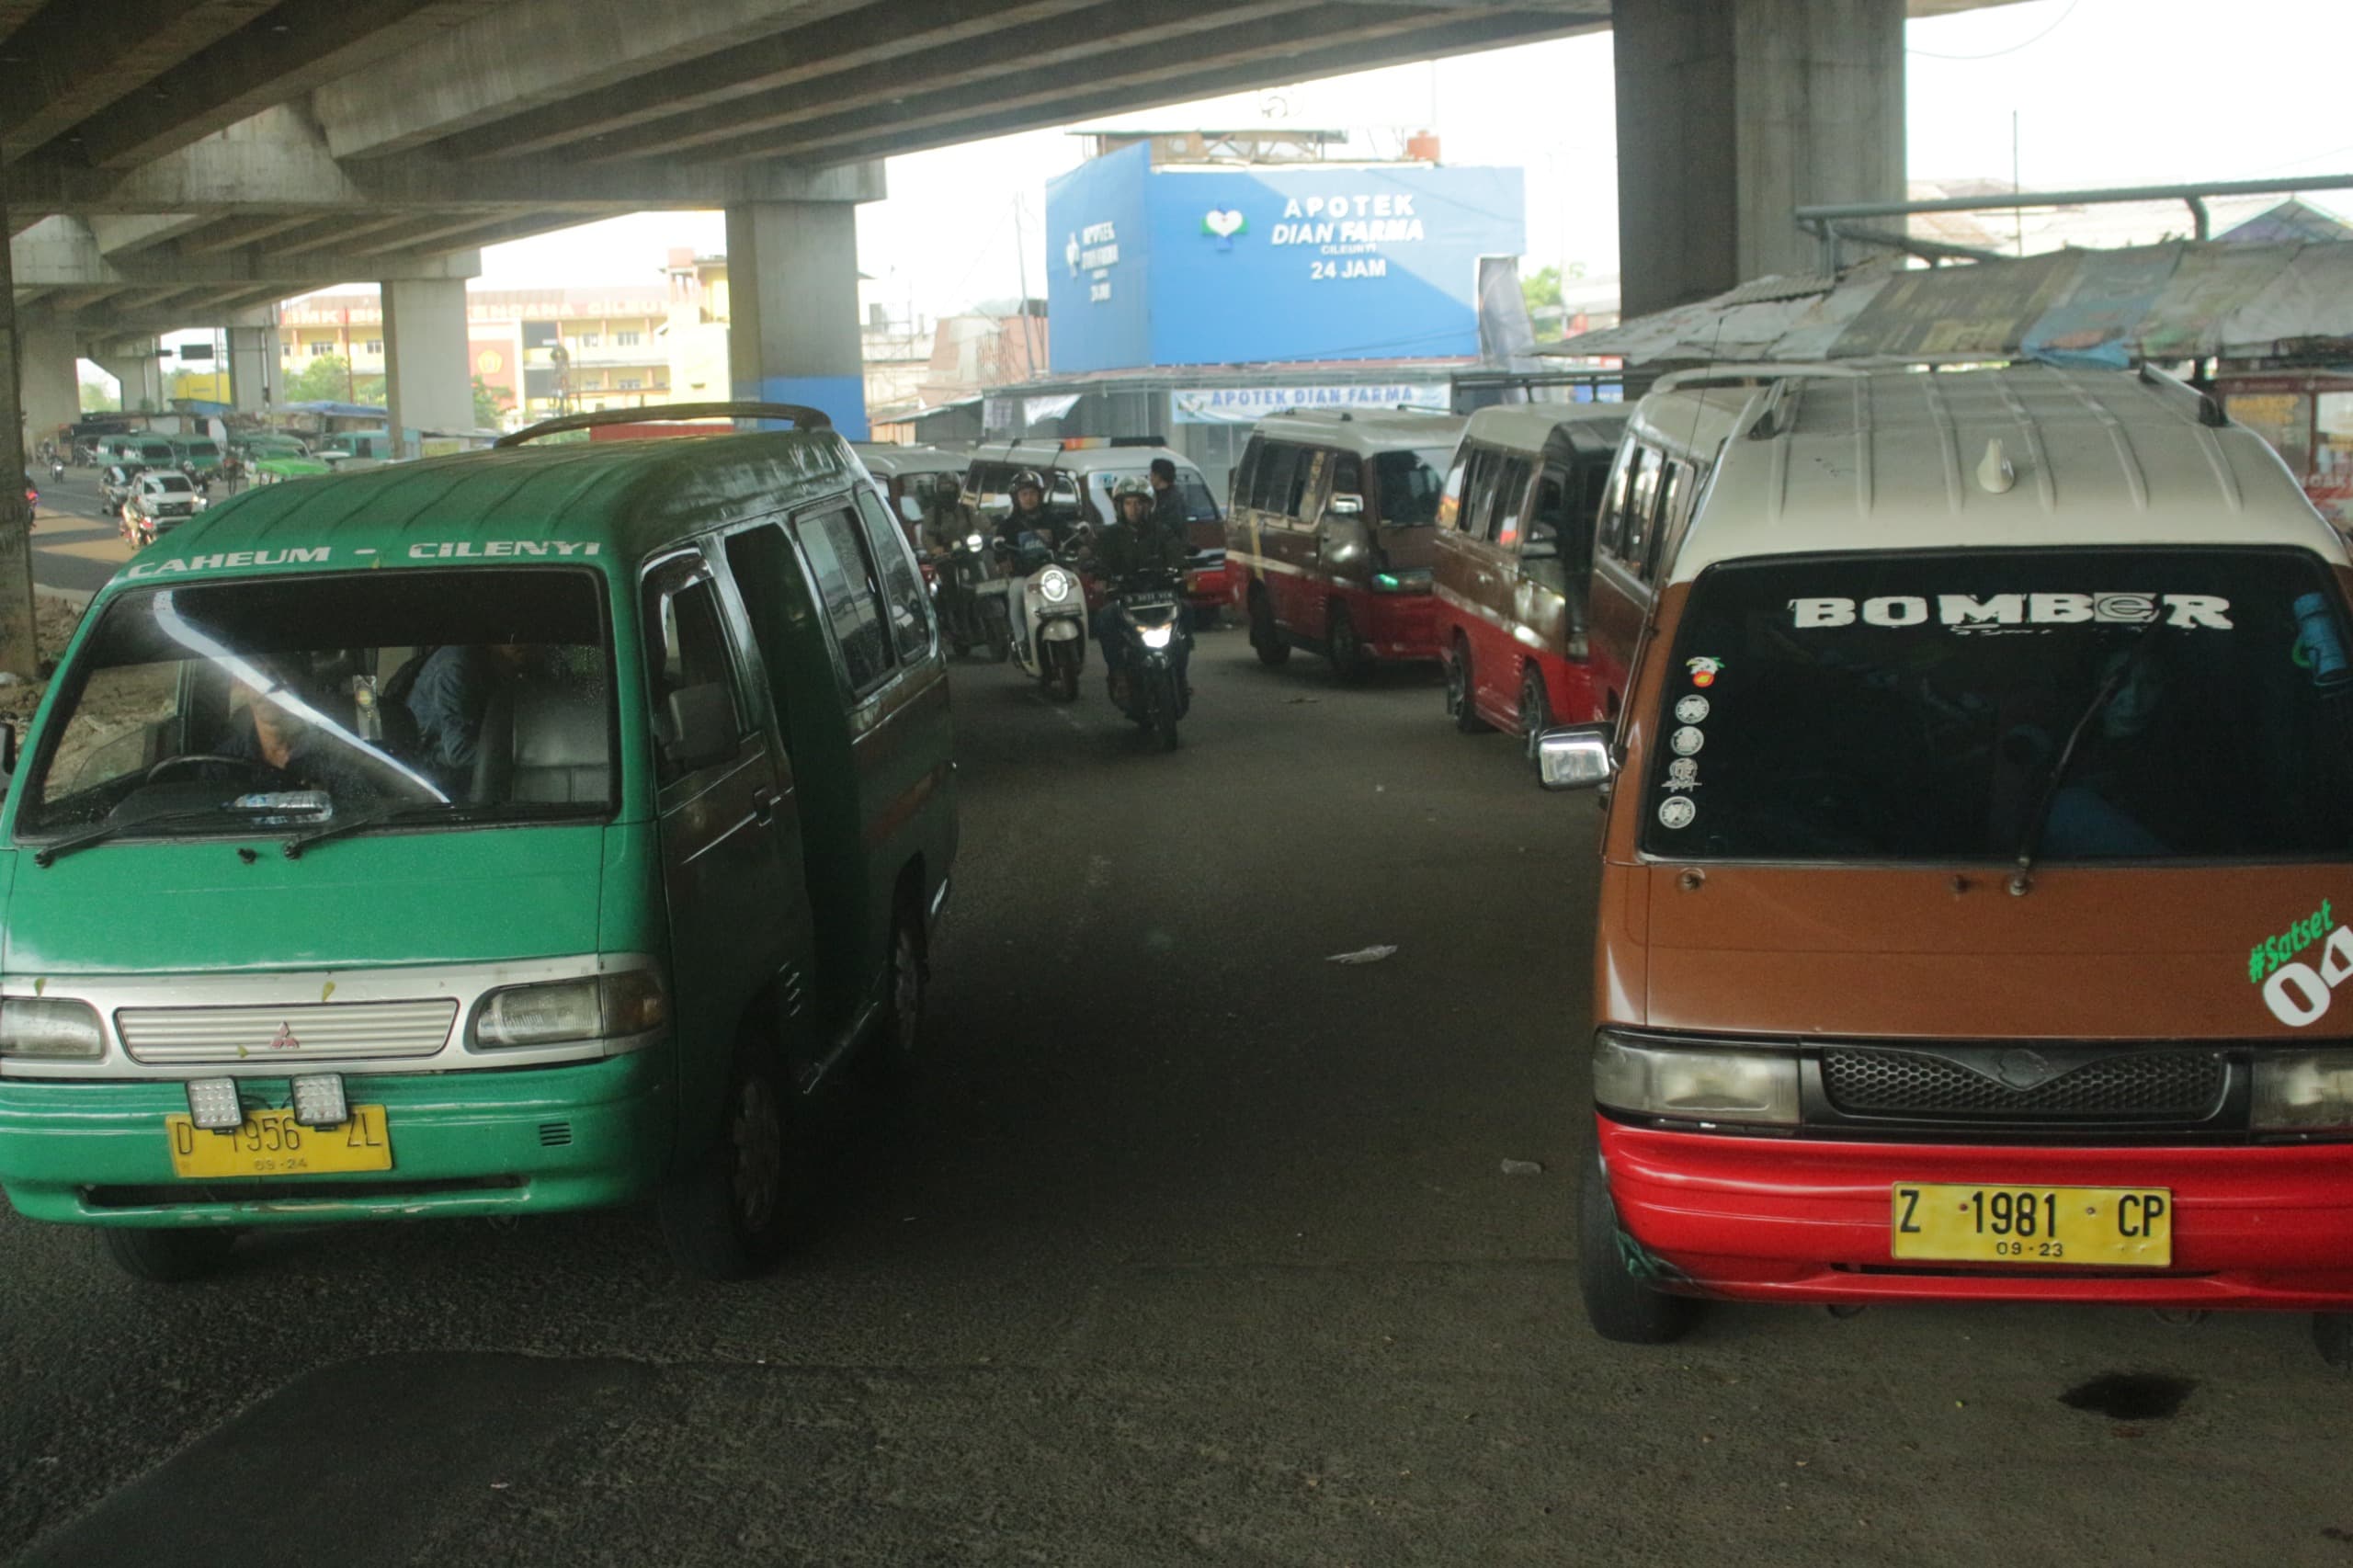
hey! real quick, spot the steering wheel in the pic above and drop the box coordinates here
[143,754,300,789]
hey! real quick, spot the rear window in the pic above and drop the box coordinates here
[1372,448,1452,527]
[1641,548,2353,864]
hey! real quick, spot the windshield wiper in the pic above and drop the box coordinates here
[32,803,281,868]
[2008,625,2166,896]
[281,799,461,859]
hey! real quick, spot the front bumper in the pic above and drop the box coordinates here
[1598,1116,2353,1310]
[0,1051,674,1227]
[1359,588,1438,661]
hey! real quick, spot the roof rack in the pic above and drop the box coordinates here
[1652,362,1868,394]
[2136,364,2228,428]
[494,401,832,448]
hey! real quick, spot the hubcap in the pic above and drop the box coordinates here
[728,1074,783,1232]
[1447,656,1467,714]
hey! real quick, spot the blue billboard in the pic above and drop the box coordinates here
[1045,143,1524,374]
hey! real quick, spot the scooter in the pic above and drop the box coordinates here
[997,531,1088,702]
[936,530,1012,663]
[1104,571,1192,751]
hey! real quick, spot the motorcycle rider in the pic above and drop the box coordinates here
[1089,476,1190,701]
[917,472,966,558]
[995,469,1071,556]
[1147,457,1191,551]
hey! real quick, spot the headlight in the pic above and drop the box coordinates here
[0,997,104,1060]
[191,495,209,512]
[1139,623,1175,649]
[472,966,666,1050]
[2253,1051,2353,1131]
[1593,1030,1799,1125]
[965,532,984,550]
[1040,567,1074,603]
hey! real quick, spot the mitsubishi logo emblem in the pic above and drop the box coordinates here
[1995,1049,2058,1089]
[269,1023,301,1051]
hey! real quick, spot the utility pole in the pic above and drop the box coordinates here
[0,194,37,677]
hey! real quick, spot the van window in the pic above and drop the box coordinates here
[1618,447,1660,573]
[1255,443,1302,516]
[720,523,799,734]
[1490,458,1535,546]
[1527,469,1577,563]
[644,569,745,787]
[1597,447,1635,558]
[1641,549,2353,863]
[19,568,617,833]
[793,506,893,692]
[854,488,934,664]
[1371,448,1451,528]
[1438,449,1470,529]
[1234,438,1263,507]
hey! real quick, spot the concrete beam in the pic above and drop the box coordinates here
[0,1,272,162]
[180,212,324,255]
[5,106,885,213]
[313,0,830,161]
[270,212,429,256]
[14,216,481,289]
[91,213,215,256]
[737,7,1607,165]
[579,0,1313,163]
[438,0,1104,161]
[74,0,491,171]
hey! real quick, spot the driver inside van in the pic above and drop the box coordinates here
[210,657,378,799]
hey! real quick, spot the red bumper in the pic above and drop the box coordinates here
[1598,1117,2353,1310]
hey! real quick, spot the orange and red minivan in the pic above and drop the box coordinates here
[1540,363,2353,1366]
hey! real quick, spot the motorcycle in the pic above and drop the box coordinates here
[48,459,64,484]
[934,529,1012,663]
[996,530,1089,702]
[1104,570,1193,751]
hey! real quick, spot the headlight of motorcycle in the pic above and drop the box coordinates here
[1592,1029,1800,1125]
[1040,567,1074,603]
[472,965,667,1049]
[965,532,984,550]
[1139,623,1175,650]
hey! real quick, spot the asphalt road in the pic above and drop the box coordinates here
[4,635,2350,1566]
[28,467,136,597]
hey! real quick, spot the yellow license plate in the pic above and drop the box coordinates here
[165,1105,392,1179]
[1892,1183,2172,1267]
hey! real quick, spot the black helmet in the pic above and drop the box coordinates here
[933,472,961,501]
[1009,469,1045,494]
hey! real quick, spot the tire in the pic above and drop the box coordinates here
[1578,1161,1703,1345]
[884,899,927,1069]
[981,602,1012,665]
[1519,662,1550,757]
[657,1038,800,1281]
[1249,590,1290,667]
[1051,644,1081,702]
[2316,1314,2353,1370]
[100,1225,233,1283]
[1326,602,1372,682]
[1148,671,1181,752]
[1447,638,1485,734]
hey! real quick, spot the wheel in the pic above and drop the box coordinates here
[1148,671,1181,752]
[1051,645,1081,702]
[884,899,927,1068]
[1519,662,1550,757]
[1447,638,1485,734]
[1249,589,1290,667]
[1578,1160,1703,1345]
[1326,602,1372,681]
[99,1225,234,1283]
[2316,1314,2353,1370]
[657,1038,801,1280]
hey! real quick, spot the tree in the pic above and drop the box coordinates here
[1521,265,1564,317]
[353,374,387,406]
[472,375,510,430]
[283,353,362,405]
[78,381,119,414]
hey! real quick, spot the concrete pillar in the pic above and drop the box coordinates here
[95,341,165,415]
[1613,0,1904,316]
[381,278,471,455]
[18,315,81,453]
[228,322,279,415]
[725,201,869,440]
[0,199,35,676]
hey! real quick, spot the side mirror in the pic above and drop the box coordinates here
[1327,493,1364,517]
[1535,722,1616,791]
[897,494,924,524]
[661,683,736,775]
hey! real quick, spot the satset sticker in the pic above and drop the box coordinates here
[2251,899,2353,1028]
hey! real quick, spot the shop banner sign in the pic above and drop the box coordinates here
[1172,383,1449,424]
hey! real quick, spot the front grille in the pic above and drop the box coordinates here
[117,999,459,1064]
[1821,1048,2226,1121]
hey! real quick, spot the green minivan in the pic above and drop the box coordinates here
[0,403,957,1281]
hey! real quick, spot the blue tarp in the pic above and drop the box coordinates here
[283,400,390,419]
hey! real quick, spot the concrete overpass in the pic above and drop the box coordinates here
[0,0,2020,666]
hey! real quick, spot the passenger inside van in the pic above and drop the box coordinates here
[401,642,547,788]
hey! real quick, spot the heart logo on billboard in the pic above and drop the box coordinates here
[1201,208,1246,249]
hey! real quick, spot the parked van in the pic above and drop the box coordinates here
[0,403,956,1284]
[1432,403,1628,738]
[170,436,224,473]
[1537,364,2353,1365]
[103,434,179,469]
[313,429,392,463]
[1225,408,1464,676]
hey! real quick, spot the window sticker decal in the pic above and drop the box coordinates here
[1657,796,1697,831]
[1665,757,1700,791]
[2251,900,2352,1028]
[1674,695,1711,724]
[1787,594,2233,633]
[1685,655,1723,687]
[1669,725,1705,757]
[2292,592,2351,688]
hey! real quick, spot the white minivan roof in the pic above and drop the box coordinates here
[1460,401,1628,456]
[1251,406,1466,457]
[1670,364,2345,583]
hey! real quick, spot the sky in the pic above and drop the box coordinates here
[426,0,2353,319]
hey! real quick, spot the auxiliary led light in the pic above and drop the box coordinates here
[185,1077,244,1131]
[290,1074,348,1129]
